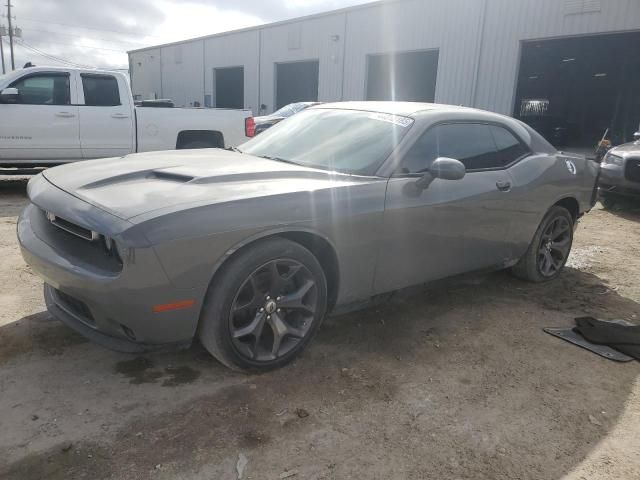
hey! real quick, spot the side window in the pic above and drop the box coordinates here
[81,75,120,106]
[490,125,529,166]
[399,128,439,174]
[400,123,528,173]
[436,124,498,170]
[9,74,70,105]
[400,123,501,173]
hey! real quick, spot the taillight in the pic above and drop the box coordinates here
[245,117,255,137]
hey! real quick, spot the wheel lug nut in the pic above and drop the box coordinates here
[267,315,271,320]
[276,296,281,301]
[260,307,264,312]
[266,296,271,300]
[277,308,281,313]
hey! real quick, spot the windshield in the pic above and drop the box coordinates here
[238,108,414,175]
[271,102,308,118]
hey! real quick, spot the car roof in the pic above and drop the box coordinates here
[315,101,479,118]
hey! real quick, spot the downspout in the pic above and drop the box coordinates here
[340,12,348,101]
[257,29,262,115]
[470,0,488,108]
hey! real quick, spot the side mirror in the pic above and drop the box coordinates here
[634,132,640,141]
[415,157,466,190]
[0,87,19,104]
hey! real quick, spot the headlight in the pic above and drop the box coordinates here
[603,153,624,166]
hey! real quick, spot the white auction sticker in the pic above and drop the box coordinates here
[367,113,414,128]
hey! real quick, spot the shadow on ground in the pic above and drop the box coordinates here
[0,267,638,479]
[600,197,640,223]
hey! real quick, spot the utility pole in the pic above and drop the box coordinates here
[0,25,6,74]
[6,0,14,70]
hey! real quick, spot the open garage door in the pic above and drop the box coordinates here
[275,60,319,110]
[215,67,244,109]
[515,32,640,149]
[366,50,439,102]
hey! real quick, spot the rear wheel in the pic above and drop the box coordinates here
[198,238,327,371]
[511,206,574,282]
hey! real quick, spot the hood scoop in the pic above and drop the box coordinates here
[149,170,195,183]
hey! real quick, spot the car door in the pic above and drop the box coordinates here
[0,71,81,162]
[78,72,134,159]
[374,122,522,294]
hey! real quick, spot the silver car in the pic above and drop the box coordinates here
[599,132,640,208]
[18,102,599,371]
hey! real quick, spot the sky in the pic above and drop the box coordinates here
[0,0,373,72]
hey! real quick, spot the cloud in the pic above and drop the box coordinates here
[2,0,371,71]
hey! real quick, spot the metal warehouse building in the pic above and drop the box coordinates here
[128,0,640,148]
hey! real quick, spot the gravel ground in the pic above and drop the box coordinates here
[0,175,639,480]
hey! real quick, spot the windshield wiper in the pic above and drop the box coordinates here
[227,146,242,153]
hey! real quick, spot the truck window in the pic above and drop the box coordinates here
[81,74,121,106]
[9,74,70,105]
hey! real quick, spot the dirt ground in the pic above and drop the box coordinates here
[0,175,639,480]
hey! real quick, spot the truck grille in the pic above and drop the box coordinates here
[625,158,640,183]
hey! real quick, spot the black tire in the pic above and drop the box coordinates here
[198,237,328,372]
[181,141,215,149]
[601,196,617,210]
[510,206,574,283]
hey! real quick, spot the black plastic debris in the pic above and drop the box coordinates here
[544,316,640,362]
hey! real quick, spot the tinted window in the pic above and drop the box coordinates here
[490,125,528,165]
[401,123,501,173]
[10,74,70,105]
[82,75,120,106]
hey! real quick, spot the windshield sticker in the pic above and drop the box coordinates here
[367,113,413,128]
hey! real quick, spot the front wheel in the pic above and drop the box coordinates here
[198,237,328,372]
[510,206,574,283]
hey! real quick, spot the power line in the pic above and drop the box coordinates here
[23,38,127,53]
[18,17,162,39]
[19,27,146,47]
[13,39,94,68]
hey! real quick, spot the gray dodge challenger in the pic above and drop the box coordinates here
[18,102,600,371]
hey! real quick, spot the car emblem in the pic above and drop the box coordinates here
[564,159,577,175]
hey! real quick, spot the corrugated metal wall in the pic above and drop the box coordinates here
[204,30,260,112]
[129,0,640,116]
[129,49,162,100]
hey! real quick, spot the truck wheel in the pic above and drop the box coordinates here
[510,206,574,283]
[182,141,214,149]
[198,237,328,372]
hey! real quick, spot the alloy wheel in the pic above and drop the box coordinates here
[537,216,572,277]
[229,259,318,362]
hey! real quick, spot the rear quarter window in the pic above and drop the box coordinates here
[81,74,120,106]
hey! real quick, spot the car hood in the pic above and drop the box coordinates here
[611,141,640,157]
[42,149,365,221]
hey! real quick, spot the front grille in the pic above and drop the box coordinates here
[625,158,640,183]
[55,289,95,326]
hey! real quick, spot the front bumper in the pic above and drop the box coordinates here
[599,163,640,198]
[18,199,205,352]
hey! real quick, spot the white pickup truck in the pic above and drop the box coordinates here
[0,66,254,168]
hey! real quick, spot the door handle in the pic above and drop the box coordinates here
[111,113,130,119]
[55,112,75,118]
[496,180,512,192]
